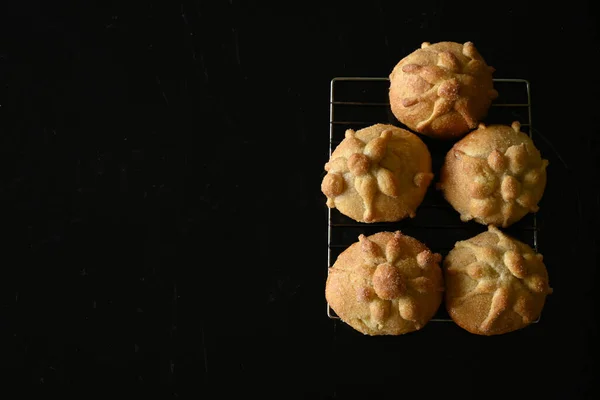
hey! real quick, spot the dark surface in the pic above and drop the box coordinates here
[0,0,597,396]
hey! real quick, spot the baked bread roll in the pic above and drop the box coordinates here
[444,225,552,335]
[325,231,444,335]
[438,121,548,227]
[389,41,498,139]
[321,123,434,223]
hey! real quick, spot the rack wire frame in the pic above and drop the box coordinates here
[326,77,540,323]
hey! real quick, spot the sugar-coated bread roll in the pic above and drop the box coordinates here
[438,121,548,227]
[321,124,433,223]
[389,41,498,139]
[444,225,552,335]
[326,231,444,335]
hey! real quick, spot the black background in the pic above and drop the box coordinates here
[0,0,597,396]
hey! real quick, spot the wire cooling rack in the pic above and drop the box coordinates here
[326,77,540,323]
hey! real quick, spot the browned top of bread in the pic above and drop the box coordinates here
[439,121,549,227]
[321,124,433,223]
[325,231,444,335]
[389,41,497,139]
[444,225,552,335]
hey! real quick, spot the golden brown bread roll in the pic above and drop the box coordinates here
[444,225,552,335]
[325,231,444,335]
[438,121,548,227]
[321,123,433,223]
[388,41,498,139]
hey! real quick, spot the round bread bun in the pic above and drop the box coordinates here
[325,231,444,335]
[321,123,434,223]
[438,121,548,227]
[444,225,552,335]
[389,41,498,139]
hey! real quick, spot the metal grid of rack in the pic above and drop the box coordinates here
[326,77,540,323]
